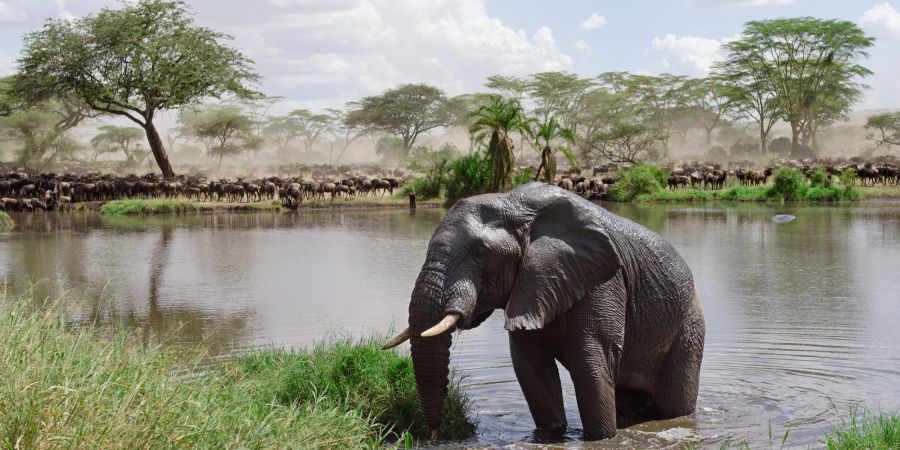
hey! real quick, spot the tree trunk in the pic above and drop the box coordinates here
[759,122,768,155]
[790,121,801,153]
[145,121,175,179]
[705,128,713,147]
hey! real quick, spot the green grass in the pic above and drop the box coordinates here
[99,199,200,215]
[824,405,900,450]
[0,211,12,229]
[0,289,476,448]
[635,184,860,203]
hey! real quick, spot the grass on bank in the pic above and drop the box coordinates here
[824,405,900,450]
[99,199,199,215]
[621,166,862,203]
[0,291,476,449]
[0,211,12,229]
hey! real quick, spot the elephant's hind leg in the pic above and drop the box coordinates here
[509,331,567,431]
[652,293,705,419]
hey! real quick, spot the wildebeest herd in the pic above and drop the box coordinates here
[1,156,897,212]
[0,171,406,212]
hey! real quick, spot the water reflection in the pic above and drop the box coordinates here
[2,204,899,448]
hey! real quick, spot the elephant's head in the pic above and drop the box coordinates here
[383,182,623,430]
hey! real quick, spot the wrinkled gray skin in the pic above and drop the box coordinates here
[407,182,705,440]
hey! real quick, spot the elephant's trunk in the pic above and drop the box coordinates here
[409,266,453,430]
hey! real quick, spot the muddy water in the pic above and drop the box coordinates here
[2,203,899,448]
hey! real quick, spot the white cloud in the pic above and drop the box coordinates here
[574,40,592,58]
[0,1,27,22]
[242,0,572,105]
[691,0,795,7]
[648,33,727,75]
[860,2,900,40]
[579,13,607,30]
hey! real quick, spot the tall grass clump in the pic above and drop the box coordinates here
[609,165,667,201]
[767,167,808,200]
[0,290,476,448]
[99,199,199,215]
[0,211,12,229]
[444,151,492,203]
[230,342,476,440]
[824,405,900,449]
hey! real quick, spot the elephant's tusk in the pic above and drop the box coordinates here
[421,314,460,337]
[381,327,411,350]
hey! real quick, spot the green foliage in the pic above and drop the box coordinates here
[347,84,450,155]
[233,342,475,441]
[839,169,858,186]
[0,291,475,448]
[467,95,529,192]
[608,165,666,201]
[400,146,452,200]
[99,199,199,215]
[0,211,13,230]
[0,108,84,165]
[179,105,261,167]
[14,0,259,176]
[768,168,809,200]
[864,111,900,147]
[582,122,663,165]
[511,168,535,189]
[808,168,832,188]
[824,405,900,450]
[717,17,874,152]
[445,151,493,202]
[90,125,147,163]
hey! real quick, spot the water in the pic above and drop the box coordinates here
[2,203,899,448]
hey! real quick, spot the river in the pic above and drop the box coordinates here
[2,202,899,448]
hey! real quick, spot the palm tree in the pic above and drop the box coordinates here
[467,95,531,192]
[532,115,577,183]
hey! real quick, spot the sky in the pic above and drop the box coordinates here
[1,0,900,115]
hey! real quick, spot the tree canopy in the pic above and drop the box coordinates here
[347,84,450,156]
[13,0,259,178]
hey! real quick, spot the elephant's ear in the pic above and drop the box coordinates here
[504,193,621,331]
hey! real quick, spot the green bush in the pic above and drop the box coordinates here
[0,211,12,230]
[608,165,666,201]
[809,168,833,188]
[768,168,808,200]
[839,169,858,186]
[445,152,492,202]
[510,168,535,189]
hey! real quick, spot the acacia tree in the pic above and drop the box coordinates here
[527,72,595,135]
[180,106,262,169]
[625,74,689,149]
[721,18,874,152]
[714,59,780,154]
[326,106,369,164]
[582,123,663,165]
[14,0,259,179]
[865,112,900,148]
[467,96,529,192]
[682,77,734,147]
[90,125,147,164]
[348,84,450,156]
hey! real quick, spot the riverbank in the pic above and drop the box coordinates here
[0,211,12,229]
[0,292,475,448]
[89,196,440,215]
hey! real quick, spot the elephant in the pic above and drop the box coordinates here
[382,182,705,440]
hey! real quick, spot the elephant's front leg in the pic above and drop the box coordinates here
[509,330,566,431]
[566,342,618,440]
